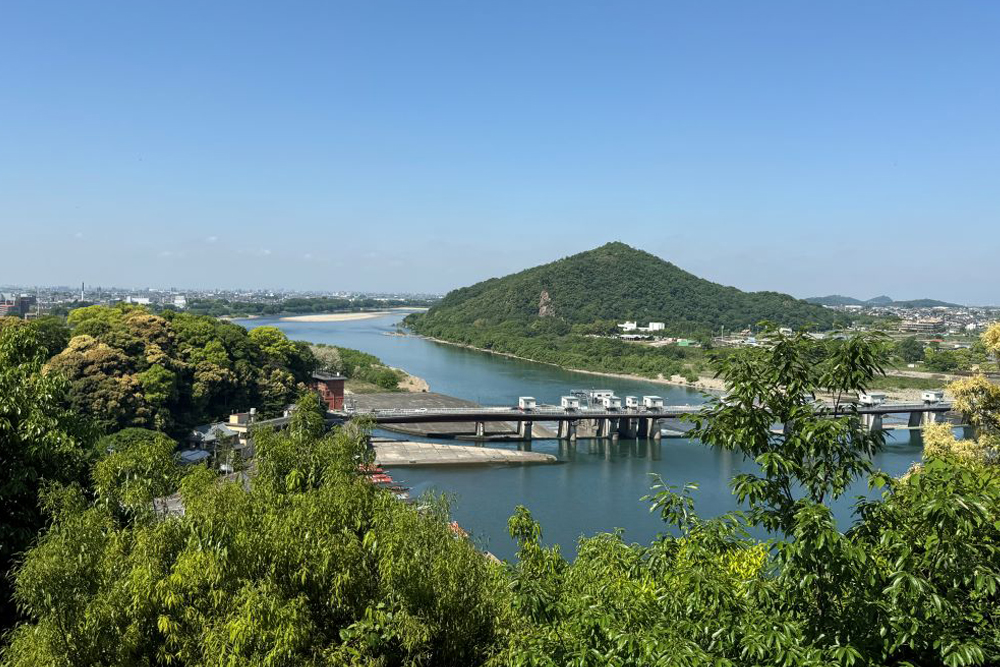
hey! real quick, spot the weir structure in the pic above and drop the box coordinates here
[335,393,955,442]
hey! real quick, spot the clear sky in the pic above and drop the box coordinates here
[2,2,998,303]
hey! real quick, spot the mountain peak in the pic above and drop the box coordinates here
[419,243,845,335]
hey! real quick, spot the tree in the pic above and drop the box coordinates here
[2,403,509,666]
[501,328,1000,666]
[92,428,181,523]
[40,306,318,435]
[0,323,97,631]
[688,329,888,532]
[894,336,925,363]
[925,346,961,372]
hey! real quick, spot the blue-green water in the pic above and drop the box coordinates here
[241,312,933,559]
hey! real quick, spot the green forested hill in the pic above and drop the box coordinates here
[417,242,845,335]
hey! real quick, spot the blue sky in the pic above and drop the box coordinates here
[2,1,998,303]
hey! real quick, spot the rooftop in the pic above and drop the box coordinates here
[312,371,347,381]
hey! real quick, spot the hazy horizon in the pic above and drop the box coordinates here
[3,1,998,303]
[2,240,993,307]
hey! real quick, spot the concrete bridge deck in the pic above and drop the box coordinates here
[334,399,956,441]
[336,401,954,424]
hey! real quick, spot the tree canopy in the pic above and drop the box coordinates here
[44,305,316,435]
[0,321,98,630]
[412,242,852,336]
[3,326,1000,666]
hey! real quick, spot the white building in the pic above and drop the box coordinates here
[173,295,188,309]
[647,322,665,331]
[618,321,638,331]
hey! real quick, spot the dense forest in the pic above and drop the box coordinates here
[5,305,317,437]
[3,324,1000,665]
[413,242,850,334]
[406,242,864,378]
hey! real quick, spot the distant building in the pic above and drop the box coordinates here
[0,293,36,318]
[126,296,152,305]
[900,319,945,333]
[618,321,638,331]
[647,322,665,331]
[173,295,188,309]
[312,371,346,410]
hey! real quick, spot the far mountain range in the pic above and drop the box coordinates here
[805,295,961,308]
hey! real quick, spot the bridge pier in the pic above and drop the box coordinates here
[568,420,577,442]
[637,417,659,439]
[862,413,883,432]
[651,418,662,441]
[475,421,485,438]
[908,411,922,428]
[519,420,533,440]
[922,411,943,426]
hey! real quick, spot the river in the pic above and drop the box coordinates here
[240,312,933,560]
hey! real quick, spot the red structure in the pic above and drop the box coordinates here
[312,371,346,410]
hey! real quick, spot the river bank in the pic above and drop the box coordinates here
[413,334,728,394]
[414,334,952,403]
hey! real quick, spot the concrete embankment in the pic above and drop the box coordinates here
[374,441,557,466]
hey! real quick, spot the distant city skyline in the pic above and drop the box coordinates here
[3,1,999,303]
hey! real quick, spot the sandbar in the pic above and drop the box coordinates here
[278,311,389,323]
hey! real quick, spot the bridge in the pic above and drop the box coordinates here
[333,400,955,441]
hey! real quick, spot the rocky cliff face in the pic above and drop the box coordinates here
[538,290,555,318]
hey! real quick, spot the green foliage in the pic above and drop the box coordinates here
[406,242,864,378]
[2,417,509,666]
[312,343,404,391]
[411,242,853,338]
[288,390,328,441]
[894,336,925,363]
[410,318,705,380]
[922,345,991,373]
[44,305,317,435]
[92,428,181,523]
[498,329,1000,666]
[0,322,98,630]
[689,329,888,532]
[5,326,1000,666]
